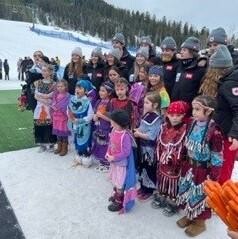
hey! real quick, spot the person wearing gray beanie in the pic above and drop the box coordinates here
[171,36,206,104]
[112,32,135,75]
[208,27,228,45]
[160,36,179,97]
[136,47,149,60]
[208,27,228,56]
[161,37,177,50]
[112,33,125,46]
[140,36,152,47]
[71,47,83,58]
[91,47,103,58]
[108,48,123,61]
[86,47,105,91]
[209,45,233,68]
[181,36,201,52]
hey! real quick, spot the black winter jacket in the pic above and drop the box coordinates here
[162,55,180,97]
[120,47,135,75]
[63,63,86,95]
[171,59,206,104]
[85,61,105,91]
[214,66,238,139]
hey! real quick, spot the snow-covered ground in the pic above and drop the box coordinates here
[0,80,236,238]
[0,19,109,79]
[0,147,236,239]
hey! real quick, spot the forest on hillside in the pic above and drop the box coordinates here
[0,0,220,48]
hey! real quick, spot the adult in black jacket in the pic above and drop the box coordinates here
[104,48,128,81]
[63,47,86,95]
[207,27,238,66]
[25,50,44,111]
[200,45,238,184]
[140,36,162,66]
[171,36,206,104]
[112,33,135,75]
[160,36,180,97]
[85,47,105,91]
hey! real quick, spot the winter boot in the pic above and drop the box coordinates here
[54,141,62,154]
[185,219,206,237]
[108,191,124,212]
[108,187,117,202]
[59,142,68,156]
[176,216,193,228]
[162,198,178,217]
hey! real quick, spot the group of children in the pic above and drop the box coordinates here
[31,53,225,237]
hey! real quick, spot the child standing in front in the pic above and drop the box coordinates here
[134,92,163,201]
[176,95,223,237]
[92,81,114,172]
[106,110,137,212]
[68,80,94,167]
[151,101,188,216]
[34,64,56,152]
[52,80,71,156]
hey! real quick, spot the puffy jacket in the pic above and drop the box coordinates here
[214,66,238,139]
[171,58,206,104]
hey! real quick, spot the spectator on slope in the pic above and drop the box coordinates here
[85,47,105,91]
[112,32,135,75]
[55,56,60,66]
[171,36,206,106]
[199,45,238,185]
[63,47,86,95]
[26,57,34,72]
[3,59,10,80]
[0,59,2,79]
[105,48,128,80]
[20,57,28,81]
[17,57,23,80]
[160,36,180,97]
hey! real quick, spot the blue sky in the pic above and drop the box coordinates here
[104,0,238,35]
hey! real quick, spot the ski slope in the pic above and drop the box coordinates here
[0,19,108,79]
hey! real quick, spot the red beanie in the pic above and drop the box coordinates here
[167,101,188,115]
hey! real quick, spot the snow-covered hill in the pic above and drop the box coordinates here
[0,19,108,79]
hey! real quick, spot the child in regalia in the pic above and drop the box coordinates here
[176,95,223,237]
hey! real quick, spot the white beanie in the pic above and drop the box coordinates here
[72,47,83,58]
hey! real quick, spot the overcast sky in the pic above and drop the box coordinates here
[104,0,238,35]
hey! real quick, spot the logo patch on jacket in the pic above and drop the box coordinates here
[232,87,238,96]
[166,65,173,71]
[96,73,102,77]
[175,73,181,82]
[185,73,193,80]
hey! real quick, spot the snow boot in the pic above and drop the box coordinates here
[162,198,178,217]
[108,187,117,202]
[185,219,206,237]
[108,191,123,212]
[54,141,62,154]
[59,142,68,156]
[176,216,192,228]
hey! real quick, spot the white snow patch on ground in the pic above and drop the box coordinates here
[0,79,22,90]
[0,147,236,239]
[0,19,108,79]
